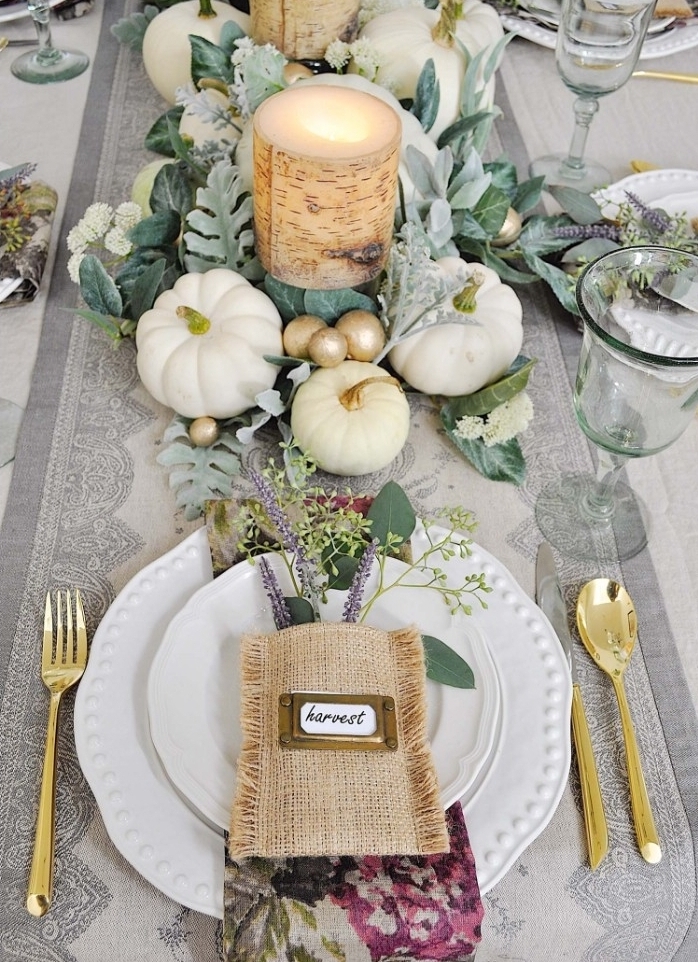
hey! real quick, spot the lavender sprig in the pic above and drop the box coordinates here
[249,468,319,612]
[342,539,378,623]
[624,190,672,234]
[258,556,293,630]
[552,223,621,241]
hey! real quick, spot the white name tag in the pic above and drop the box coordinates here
[300,701,377,737]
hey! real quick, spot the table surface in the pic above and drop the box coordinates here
[1,3,698,961]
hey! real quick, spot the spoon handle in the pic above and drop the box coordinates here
[613,677,662,864]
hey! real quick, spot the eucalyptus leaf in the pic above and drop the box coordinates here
[513,175,545,215]
[437,111,492,151]
[518,213,577,256]
[73,308,127,341]
[444,430,526,485]
[547,185,603,225]
[145,105,184,157]
[190,34,236,88]
[441,357,537,418]
[285,596,316,625]
[323,551,360,591]
[128,209,182,247]
[560,237,619,263]
[366,481,416,549]
[521,249,578,314]
[78,255,123,317]
[411,59,439,133]
[422,635,475,688]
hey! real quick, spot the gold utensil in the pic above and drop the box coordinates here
[0,36,36,50]
[576,579,661,865]
[26,590,88,917]
[633,69,698,84]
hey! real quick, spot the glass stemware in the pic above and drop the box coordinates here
[536,246,698,561]
[530,0,657,192]
[11,0,89,85]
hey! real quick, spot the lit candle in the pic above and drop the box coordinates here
[253,84,401,291]
[250,0,360,62]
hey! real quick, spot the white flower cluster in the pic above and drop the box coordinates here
[324,38,384,81]
[454,392,534,447]
[67,201,143,282]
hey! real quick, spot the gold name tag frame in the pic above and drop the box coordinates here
[278,691,398,751]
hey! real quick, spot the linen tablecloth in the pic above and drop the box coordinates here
[1,2,698,960]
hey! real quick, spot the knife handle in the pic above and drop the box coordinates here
[571,683,609,870]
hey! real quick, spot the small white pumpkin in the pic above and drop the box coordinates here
[234,73,438,204]
[388,258,523,397]
[291,360,411,476]
[136,268,283,419]
[179,88,242,151]
[355,0,504,142]
[142,0,250,105]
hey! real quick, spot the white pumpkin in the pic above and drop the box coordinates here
[355,0,504,142]
[179,88,242,151]
[234,73,438,204]
[291,360,411,476]
[388,258,523,397]
[142,0,250,105]
[136,268,283,419]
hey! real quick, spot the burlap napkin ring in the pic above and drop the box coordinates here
[230,621,449,859]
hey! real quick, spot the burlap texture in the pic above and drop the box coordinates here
[229,621,449,858]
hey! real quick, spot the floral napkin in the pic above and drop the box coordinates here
[0,166,57,309]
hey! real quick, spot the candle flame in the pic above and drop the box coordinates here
[300,109,370,144]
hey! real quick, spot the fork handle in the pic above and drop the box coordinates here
[26,692,61,917]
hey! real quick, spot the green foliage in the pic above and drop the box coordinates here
[442,428,526,485]
[442,356,537,419]
[144,107,185,157]
[422,635,475,689]
[190,34,237,88]
[410,59,439,133]
[366,481,416,550]
[262,276,377,323]
[79,255,123,317]
[110,4,159,50]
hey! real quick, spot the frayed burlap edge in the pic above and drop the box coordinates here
[229,622,448,858]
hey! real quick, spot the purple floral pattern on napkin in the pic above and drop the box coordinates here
[224,803,482,962]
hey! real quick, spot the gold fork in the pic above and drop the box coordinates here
[26,590,87,917]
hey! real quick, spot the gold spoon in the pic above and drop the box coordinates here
[633,70,698,85]
[577,579,661,865]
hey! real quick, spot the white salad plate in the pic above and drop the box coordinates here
[75,526,572,920]
[0,0,62,24]
[594,167,698,220]
[500,9,698,59]
[147,544,503,832]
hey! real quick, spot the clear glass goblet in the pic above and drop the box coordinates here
[530,0,656,192]
[536,246,698,561]
[11,0,89,84]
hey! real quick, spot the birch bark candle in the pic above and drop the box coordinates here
[250,0,360,62]
[253,84,401,291]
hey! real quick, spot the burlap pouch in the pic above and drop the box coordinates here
[229,621,449,858]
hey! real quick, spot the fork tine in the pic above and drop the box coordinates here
[56,592,65,666]
[42,593,53,674]
[74,590,87,668]
[65,591,74,666]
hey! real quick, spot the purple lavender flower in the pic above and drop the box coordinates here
[624,190,672,234]
[258,556,292,630]
[552,223,621,241]
[342,540,378,623]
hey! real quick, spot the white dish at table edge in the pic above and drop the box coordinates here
[75,527,572,919]
[594,168,698,220]
[500,12,698,59]
[147,541,503,832]
[0,0,62,24]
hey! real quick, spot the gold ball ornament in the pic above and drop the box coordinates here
[335,310,386,362]
[491,207,523,248]
[307,327,349,368]
[188,416,220,447]
[283,62,315,84]
[282,315,327,358]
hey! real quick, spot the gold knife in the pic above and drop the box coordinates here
[536,542,609,870]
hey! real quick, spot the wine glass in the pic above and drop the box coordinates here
[11,0,89,84]
[530,0,657,192]
[536,246,698,561]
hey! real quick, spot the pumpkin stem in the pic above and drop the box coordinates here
[198,0,217,18]
[432,0,463,47]
[452,271,485,314]
[177,305,211,335]
[340,376,403,411]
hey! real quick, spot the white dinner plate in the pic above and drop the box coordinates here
[594,167,698,219]
[500,12,698,59]
[147,540,503,832]
[0,0,62,24]
[75,527,571,919]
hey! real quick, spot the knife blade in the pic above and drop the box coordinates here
[536,542,609,870]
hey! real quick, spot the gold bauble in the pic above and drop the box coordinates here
[282,315,327,358]
[189,416,220,447]
[335,310,386,362]
[307,327,348,367]
[283,62,315,84]
[491,207,523,248]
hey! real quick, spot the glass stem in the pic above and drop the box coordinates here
[563,96,599,173]
[581,448,627,523]
[28,0,62,66]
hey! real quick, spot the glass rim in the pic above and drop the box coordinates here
[575,246,698,367]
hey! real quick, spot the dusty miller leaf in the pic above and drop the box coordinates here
[110,4,159,50]
[183,159,255,272]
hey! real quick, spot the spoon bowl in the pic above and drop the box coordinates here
[577,578,661,864]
